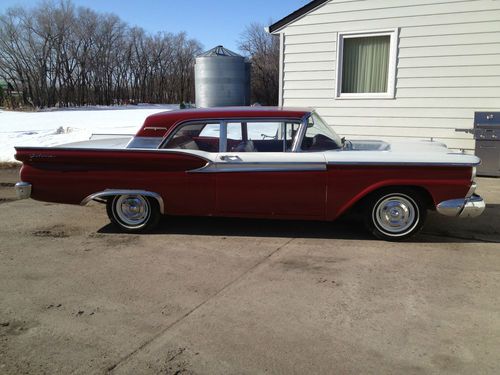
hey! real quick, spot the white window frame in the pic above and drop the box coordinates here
[335,28,399,100]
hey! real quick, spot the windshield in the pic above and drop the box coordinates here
[300,112,343,151]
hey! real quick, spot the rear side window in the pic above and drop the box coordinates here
[226,121,300,152]
[162,122,220,152]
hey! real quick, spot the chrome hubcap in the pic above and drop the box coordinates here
[115,195,150,227]
[374,195,417,234]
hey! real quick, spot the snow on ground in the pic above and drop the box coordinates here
[0,104,177,162]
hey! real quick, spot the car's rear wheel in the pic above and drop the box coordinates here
[364,189,426,241]
[106,194,160,232]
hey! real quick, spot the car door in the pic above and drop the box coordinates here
[161,121,220,216]
[215,120,328,219]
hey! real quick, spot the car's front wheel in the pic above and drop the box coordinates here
[106,194,160,233]
[365,189,427,241]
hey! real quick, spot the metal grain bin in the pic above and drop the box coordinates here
[195,45,251,108]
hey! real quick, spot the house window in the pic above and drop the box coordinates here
[336,29,398,99]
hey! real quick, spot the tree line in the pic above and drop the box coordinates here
[0,1,280,109]
[239,23,280,106]
[0,1,202,108]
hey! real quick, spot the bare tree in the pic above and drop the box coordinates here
[0,0,202,108]
[239,22,280,106]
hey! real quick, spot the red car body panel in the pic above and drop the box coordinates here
[17,149,213,215]
[216,170,327,219]
[326,165,471,220]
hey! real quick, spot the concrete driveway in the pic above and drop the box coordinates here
[0,167,499,374]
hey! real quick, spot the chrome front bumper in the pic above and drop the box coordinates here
[15,182,32,199]
[436,194,486,218]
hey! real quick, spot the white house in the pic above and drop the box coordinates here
[269,0,500,151]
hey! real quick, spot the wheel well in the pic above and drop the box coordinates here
[81,190,164,214]
[351,185,435,213]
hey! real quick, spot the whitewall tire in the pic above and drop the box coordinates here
[365,189,427,241]
[106,194,160,232]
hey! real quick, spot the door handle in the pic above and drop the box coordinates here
[219,155,241,162]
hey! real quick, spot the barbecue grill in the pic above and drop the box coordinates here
[456,112,500,177]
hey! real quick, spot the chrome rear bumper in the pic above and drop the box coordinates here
[436,194,485,218]
[15,182,32,199]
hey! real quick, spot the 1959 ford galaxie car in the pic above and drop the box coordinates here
[14,107,485,241]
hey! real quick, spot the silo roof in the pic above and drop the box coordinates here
[198,45,242,57]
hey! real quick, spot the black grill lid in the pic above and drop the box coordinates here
[474,112,500,128]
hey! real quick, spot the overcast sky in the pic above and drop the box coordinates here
[0,0,310,52]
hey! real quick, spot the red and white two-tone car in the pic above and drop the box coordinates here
[15,107,485,241]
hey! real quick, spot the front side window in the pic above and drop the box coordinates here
[226,121,300,152]
[162,122,219,152]
[301,113,342,152]
[336,29,397,98]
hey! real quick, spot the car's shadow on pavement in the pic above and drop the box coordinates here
[144,216,374,240]
[97,213,498,244]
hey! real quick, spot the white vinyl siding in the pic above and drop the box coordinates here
[276,0,500,151]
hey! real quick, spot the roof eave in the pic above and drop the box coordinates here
[268,0,330,34]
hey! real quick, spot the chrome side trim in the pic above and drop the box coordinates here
[81,190,165,214]
[436,194,485,218]
[187,161,213,173]
[326,161,481,167]
[143,127,168,131]
[15,182,32,199]
[189,161,326,173]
